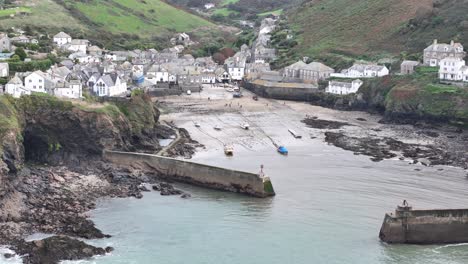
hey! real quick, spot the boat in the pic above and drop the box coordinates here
[226,88,234,92]
[233,92,243,98]
[241,123,250,130]
[194,122,200,127]
[277,146,288,155]
[288,129,302,139]
[214,125,222,131]
[224,145,234,156]
[186,90,192,95]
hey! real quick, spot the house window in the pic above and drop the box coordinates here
[29,80,32,83]
[39,79,42,83]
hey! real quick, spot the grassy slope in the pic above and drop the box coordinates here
[289,0,433,57]
[71,0,214,34]
[0,0,86,31]
[0,0,215,41]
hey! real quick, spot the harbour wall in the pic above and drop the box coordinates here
[243,80,319,101]
[379,208,468,244]
[103,150,275,197]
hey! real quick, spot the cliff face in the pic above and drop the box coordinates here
[0,94,162,176]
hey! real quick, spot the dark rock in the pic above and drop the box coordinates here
[3,253,14,259]
[181,193,191,199]
[13,236,107,264]
[302,118,351,129]
[105,246,114,253]
[356,118,367,121]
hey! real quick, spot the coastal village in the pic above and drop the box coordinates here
[0,16,466,100]
[0,5,468,262]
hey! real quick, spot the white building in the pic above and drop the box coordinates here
[93,74,127,97]
[0,33,11,52]
[204,3,215,9]
[201,72,216,84]
[54,80,82,99]
[66,39,89,53]
[0,63,8,77]
[331,64,389,78]
[326,79,363,95]
[4,76,30,98]
[146,64,169,84]
[438,57,468,82]
[25,71,54,94]
[53,32,72,46]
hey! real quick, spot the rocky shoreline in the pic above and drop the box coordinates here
[301,117,468,170]
[0,161,191,263]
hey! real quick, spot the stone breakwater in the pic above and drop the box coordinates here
[104,151,276,197]
[379,205,468,244]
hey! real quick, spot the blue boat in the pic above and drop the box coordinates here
[277,146,288,155]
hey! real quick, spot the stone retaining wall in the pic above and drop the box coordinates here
[103,151,275,197]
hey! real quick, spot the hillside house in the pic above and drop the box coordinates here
[283,60,334,82]
[25,71,54,94]
[54,80,82,99]
[401,60,420,75]
[204,3,215,9]
[0,63,9,77]
[0,33,11,52]
[5,76,29,98]
[146,64,169,84]
[331,64,389,78]
[65,39,89,53]
[176,33,191,46]
[93,74,127,97]
[326,79,363,95]
[53,32,72,46]
[438,57,468,82]
[423,39,466,67]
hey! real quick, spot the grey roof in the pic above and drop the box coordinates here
[401,60,420,66]
[424,41,464,53]
[349,64,386,73]
[99,74,117,87]
[54,32,71,39]
[8,76,23,85]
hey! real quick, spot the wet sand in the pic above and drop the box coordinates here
[158,85,467,169]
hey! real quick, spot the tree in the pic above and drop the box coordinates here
[212,52,226,64]
[14,47,27,61]
[220,47,235,58]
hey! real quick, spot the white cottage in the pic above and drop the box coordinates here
[331,64,389,78]
[53,32,72,46]
[25,71,54,93]
[438,57,468,82]
[5,76,30,98]
[54,80,82,99]
[0,63,8,77]
[93,74,127,97]
[326,79,363,95]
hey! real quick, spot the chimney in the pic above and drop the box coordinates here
[433,39,438,45]
[303,56,309,63]
[450,40,454,46]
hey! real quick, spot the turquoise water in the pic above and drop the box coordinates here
[2,143,468,264]
[84,144,468,264]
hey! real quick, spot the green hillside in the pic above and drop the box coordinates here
[280,0,468,66]
[0,0,216,49]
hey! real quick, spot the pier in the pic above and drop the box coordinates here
[103,150,275,198]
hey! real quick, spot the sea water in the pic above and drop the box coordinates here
[2,143,468,264]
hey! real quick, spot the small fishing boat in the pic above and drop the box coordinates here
[214,125,222,131]
[241,123,250,130]
[194,122,200,127]
[277,146,288,155]
[224,145,234,156]
[288,129,302,139]
[226,88,234,92]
